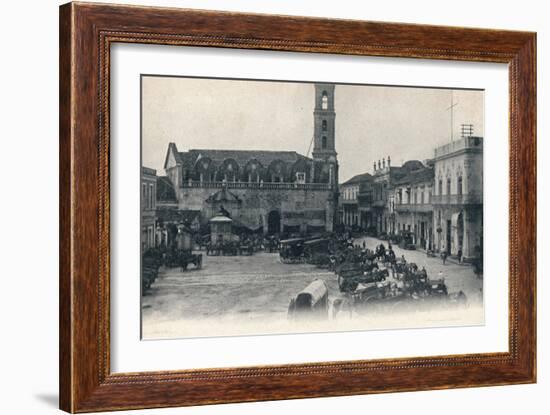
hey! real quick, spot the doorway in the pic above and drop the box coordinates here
[267,210,281,235]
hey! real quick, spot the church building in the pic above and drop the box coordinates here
[159,83,339,235]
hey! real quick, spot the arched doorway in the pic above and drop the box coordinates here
[267,210,281,235]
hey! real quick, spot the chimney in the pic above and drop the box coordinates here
[382,158,386,169]
[387,156,391,167]
[373,161,377,171]
[378,160,381,170]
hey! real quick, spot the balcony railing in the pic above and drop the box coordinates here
[395,203,433,213]
[181,180,333,191]
[431,194,482,205]
[340,198,358,205]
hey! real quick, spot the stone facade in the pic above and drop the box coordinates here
[158,84,339,236]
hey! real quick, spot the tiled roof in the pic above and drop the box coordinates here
[393,165,434,185]
[182,149,309,168]
[401,160,425,172]
[156,176,177,202]
[341,172,372,186]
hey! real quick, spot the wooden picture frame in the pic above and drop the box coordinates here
[59,2,536,412]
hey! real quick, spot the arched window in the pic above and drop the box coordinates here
[446,178,452,195]
[321,92,328,110]
[438,179,443,195]
[322,119,327,131]
[322,136,327,149]
[457,176,463,195]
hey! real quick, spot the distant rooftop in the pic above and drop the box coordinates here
[341,172,372,186]
[141,166,157,176]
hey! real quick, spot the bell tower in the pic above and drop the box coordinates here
[311,84,339,232]
[312,84,337,160]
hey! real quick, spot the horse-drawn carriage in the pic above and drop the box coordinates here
[165,249,203,270]
[398,230,416,250]
[336,261,389,293]
[141,248,163,292]
[352,275,463,313]
[165,224,203,270]
[238,240,254,255]
[303,238,333,267]
[206,240,239,256]
[279,237,306,263]
[288,279,329,320]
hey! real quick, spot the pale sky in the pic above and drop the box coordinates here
[142,76,484,182]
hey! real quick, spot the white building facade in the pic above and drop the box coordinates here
[432,136,483,261]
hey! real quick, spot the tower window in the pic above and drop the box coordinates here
[322,92,328,110]
[322,136,327,149]
[322,119,327,131]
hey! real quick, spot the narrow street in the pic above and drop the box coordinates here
[354,236,483,302]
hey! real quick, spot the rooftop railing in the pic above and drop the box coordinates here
[181,180,333,191]
[434,136,483,158]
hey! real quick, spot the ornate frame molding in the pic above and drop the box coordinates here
[60,2,536,412]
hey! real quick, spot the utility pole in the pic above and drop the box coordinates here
[446,91,459,142]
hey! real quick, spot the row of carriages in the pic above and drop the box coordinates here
[142,230,280,294]
[283,234,468,319]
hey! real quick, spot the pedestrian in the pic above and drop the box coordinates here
[457,248,463,264]
[441,249,447,265]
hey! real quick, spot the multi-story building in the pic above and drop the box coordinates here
[393,161,435,250]
[157,83,339,236]
[370,158,391,234]
[154,175,201,249]
[141,166,157,252]
[432,136,483,260]
[340,173,372,227]
[356,132,482,262]
[359,156,401,234]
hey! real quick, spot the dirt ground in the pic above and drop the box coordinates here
[142,236,483,339]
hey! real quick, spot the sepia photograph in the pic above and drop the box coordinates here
[140,76,484,339]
